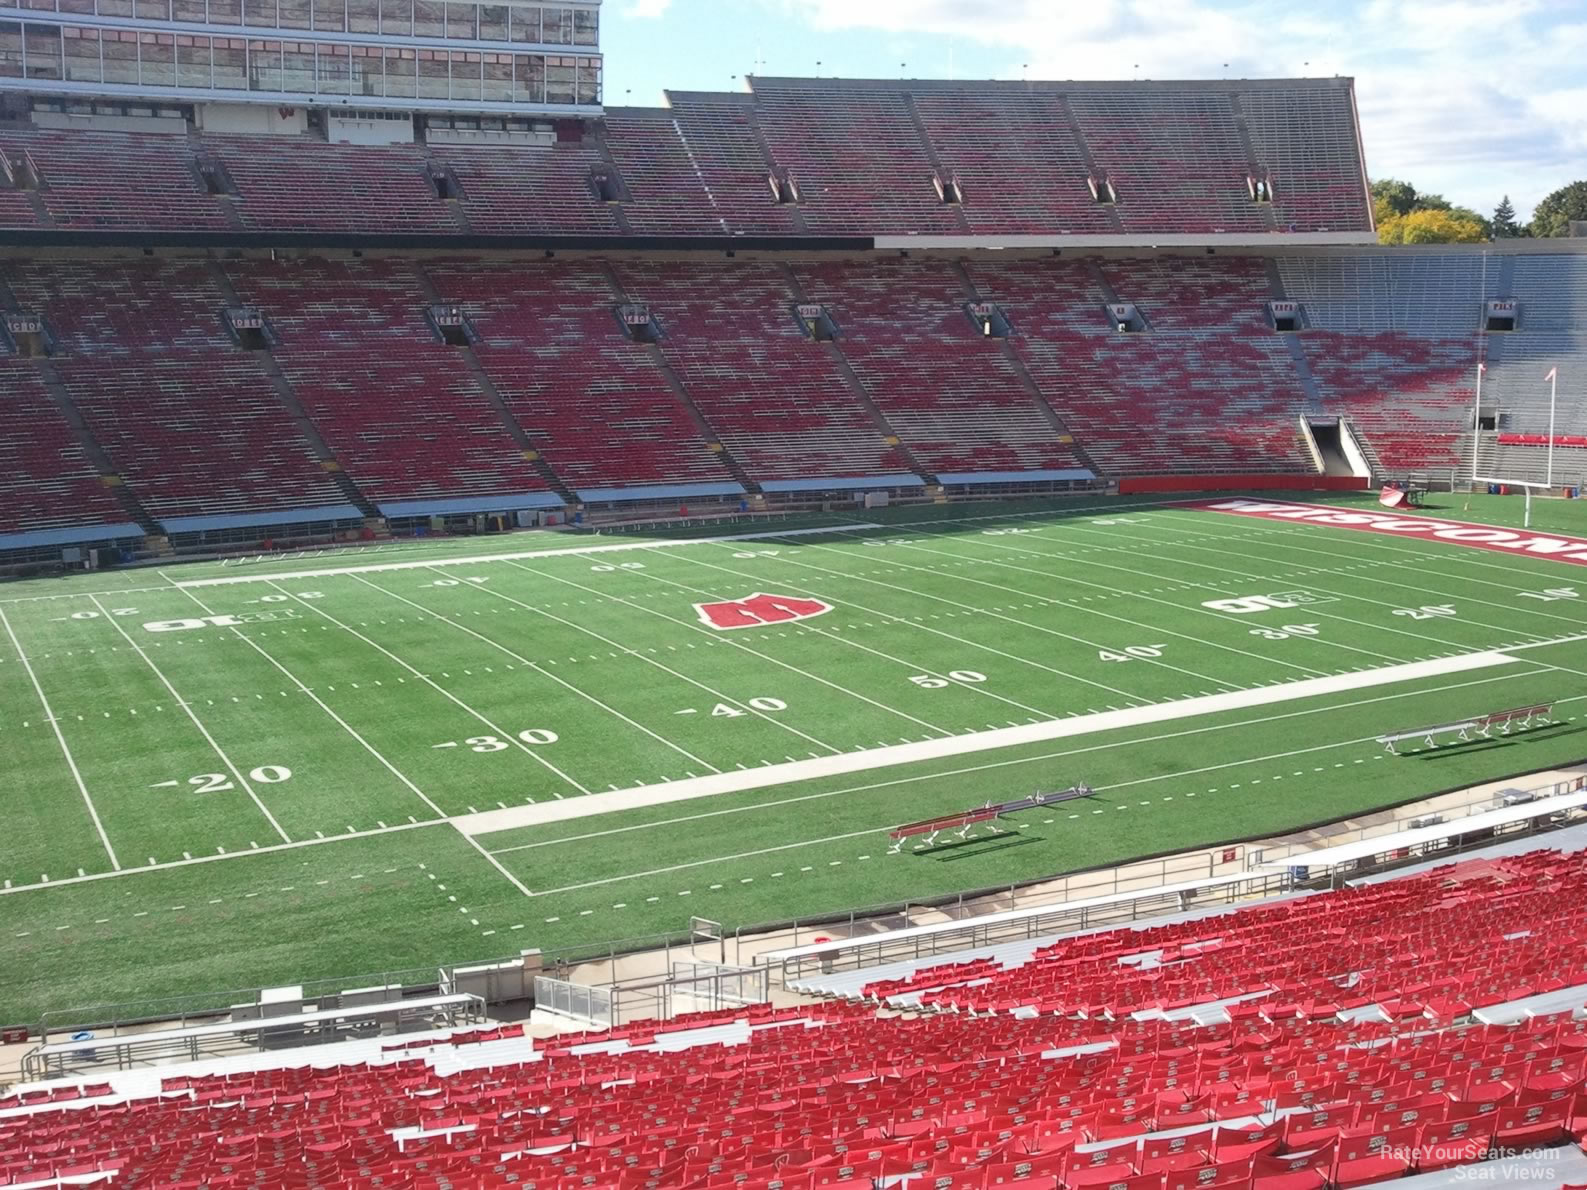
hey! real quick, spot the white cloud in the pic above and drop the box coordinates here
[758,0,1587,220]
[624,0,673,17]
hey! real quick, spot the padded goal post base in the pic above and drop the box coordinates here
[887,786,1094,853]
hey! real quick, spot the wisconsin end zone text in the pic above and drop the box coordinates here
[1203,500,1587,564]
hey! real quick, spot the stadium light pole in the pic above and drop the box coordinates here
[1472,361,1484,487]
[1546,366,1559,488]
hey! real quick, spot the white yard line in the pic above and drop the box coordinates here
[0,498,1272,607]
[354,573,722,772]
[1509,634,1587,653]
[0,605,121,870]
[460,833,535,899]
[488,665,1561,858]
[0,659,1563,900]
[517,560,982,732]
[675,548,1158,705]
[1059,520,1553,647]
[86,594,292,844]
[516,717,1465,898]
[268,582,591,797]
[899,524,1441,667]
[396,567,842,757]
[1163,516,1587,633]
[1185,500,1587,581]
[454,647,1526,837]
[1242,517,1587,585]
[840,532,1330,679]
[0,819,439,897]
[162,577,449,822]
[0,585,177,605]
[962,525,1477,659]
[1501,634,1587,681]
[529,824,899,896]
[795,536,1273,691]
[167,523,885,588]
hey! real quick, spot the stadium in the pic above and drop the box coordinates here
[3,0,1587,1184]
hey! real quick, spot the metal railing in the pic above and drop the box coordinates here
[532,976,613,1029]
[37,962,453,1043]
[764,874,1291,984]
[24,994,484,1082]
[1241,773,1587,872]
[722,843,1260,975]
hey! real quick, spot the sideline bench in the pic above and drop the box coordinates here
[1378,704,1553,754]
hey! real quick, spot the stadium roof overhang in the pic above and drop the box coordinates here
[0,230,1381,252]
[872,231,1380,250]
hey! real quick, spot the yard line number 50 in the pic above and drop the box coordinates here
[909,671,987,689]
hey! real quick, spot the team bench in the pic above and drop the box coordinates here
[888,786,1094,852]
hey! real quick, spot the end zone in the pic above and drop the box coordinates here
[1196,499,1587,566]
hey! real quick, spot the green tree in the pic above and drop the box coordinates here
[1529,181,1587,237]
[1378,208,1488,245]
[1448,205,1493,238]
[1372,177,1492,243]
[1492,195,1523,238]
[1371,178,1420,217]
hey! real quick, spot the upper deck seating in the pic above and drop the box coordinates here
[0,128,231,233]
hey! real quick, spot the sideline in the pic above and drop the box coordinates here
[168,523,884,588]
[455,648,1523,836]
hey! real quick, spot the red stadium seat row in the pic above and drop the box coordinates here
[1299,331,1475,471]
[905,849,1587,1017]
[0,361,128,536]
[222,257,549,507]
[0,79,1371,240]
[3,848,1586,1187]
[2,249,1576,539]
[790,260,1089,476]
[619,260,913,482]
[425,258,734,492]
[982,257,1316,476]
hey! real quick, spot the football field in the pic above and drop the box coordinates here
[4,491,1587,1024]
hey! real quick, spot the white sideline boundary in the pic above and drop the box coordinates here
[0,605,122,871]
[167,523,883,588]
[454,649,1522,837]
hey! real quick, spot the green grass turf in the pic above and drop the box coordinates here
[2,491,1586,1024]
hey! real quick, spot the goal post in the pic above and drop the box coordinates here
[1471,476,1553,529]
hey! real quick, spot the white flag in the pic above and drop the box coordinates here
[1546,367,1558,381]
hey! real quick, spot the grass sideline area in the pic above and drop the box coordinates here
[2,489,1586,1024]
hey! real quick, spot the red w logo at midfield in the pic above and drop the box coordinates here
[693,592,833,631]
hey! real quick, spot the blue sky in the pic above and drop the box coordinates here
[602,0,1587,222]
